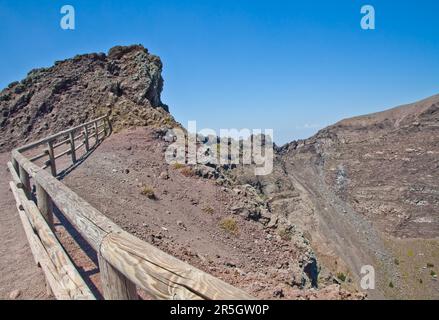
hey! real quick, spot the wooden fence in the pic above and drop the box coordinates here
[8,115,252,300]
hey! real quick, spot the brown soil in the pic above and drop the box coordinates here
[60,127,360,299]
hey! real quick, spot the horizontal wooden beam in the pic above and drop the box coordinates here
[33,168,122,252]
[10,182,92,300]
[11,182,95,299]
[16,115,108,153]
[100,232,253,300]
[29,150,49,162]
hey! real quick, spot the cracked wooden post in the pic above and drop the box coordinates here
[98,253,138,300]
[47,141,56,177]
[69,131,76,164]
[18,165,31,198]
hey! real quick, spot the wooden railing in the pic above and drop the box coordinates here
[8,116,252,300]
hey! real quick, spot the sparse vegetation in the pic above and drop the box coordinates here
[430,270,437,277]
[389,281,394,288]
[278,228,292,241]
[180,166,195,177]
[427,263,434,268]
[202,206,214,215]
[219,217,238,234]
[394,258,400,265]
[140,185,156,199]
[336,272,347,282]
[172,163,186,170]
[407,249,414,257]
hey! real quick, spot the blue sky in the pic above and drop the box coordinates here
[1,0,438,144]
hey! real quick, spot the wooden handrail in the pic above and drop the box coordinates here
[17,115,108,153]
[8,116,252,300]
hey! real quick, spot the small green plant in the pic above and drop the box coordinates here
[336,272,347,282]
[407,249,414,257]
[162,116,173,126]
[278,228,292,241]
[389,281,394,288]
[172,163,186,170]
[202,206,214,215]
[219,217,238,234]
[431,270,437,277]
[140,186,156,199]
[394,258,400,265]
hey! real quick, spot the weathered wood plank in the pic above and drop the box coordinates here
[16,115,107,153]
[29,150,49,162]
[11,182,95,300]
[18,165,31,198]
[100,232,253,300]
[34,168,121,252]
[36,182,54,230]
[12,150,42,177]
[53,138,69,149]
[11,183,72,300]
[98,253,138,300]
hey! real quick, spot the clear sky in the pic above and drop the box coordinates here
[1,0,438,144]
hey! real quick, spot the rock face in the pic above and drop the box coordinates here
[283,94,439,239]
[0,44,174,152]
[224,94,439,299]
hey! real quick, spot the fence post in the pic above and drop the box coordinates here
[83,126,90,152]
[98,253,138,300]
[106,117,113,135]
[35,183,54,231]
[69,132,76,164]
[103,119,108,137]
[35,181,55,300]
[94,121,99,145]
[47,141,57,177]
[18,165,31,198]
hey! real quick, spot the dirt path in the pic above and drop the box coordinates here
[0,152,49,299]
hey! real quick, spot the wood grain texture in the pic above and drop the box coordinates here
[100,232,253,300]
[34,168,122,251]
[11,182,95,300]
[98,253,138,300]
[36,182,54,230]
[18,165,31,198]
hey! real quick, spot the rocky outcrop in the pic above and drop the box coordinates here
[0,44,175,152]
